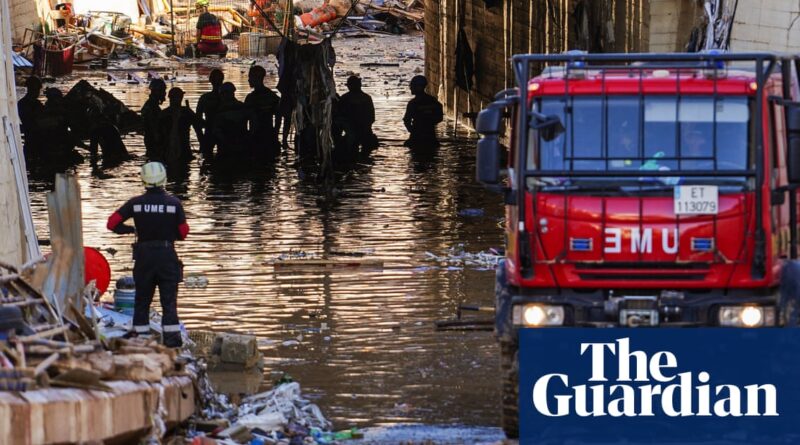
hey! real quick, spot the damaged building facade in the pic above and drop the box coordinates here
[424,0,800,122]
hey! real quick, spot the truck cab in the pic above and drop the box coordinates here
[475,52,800,438]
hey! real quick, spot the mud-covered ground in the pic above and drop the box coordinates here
[25,33,506,442]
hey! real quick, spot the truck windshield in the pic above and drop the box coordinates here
[528,95,752,190]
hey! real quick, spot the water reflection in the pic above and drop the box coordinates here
[26,35,503,429]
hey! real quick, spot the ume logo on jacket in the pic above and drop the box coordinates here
[532,338,778,417]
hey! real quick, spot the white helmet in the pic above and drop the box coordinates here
[141,162,167,188]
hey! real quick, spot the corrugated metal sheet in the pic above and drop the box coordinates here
[12,52,32,69]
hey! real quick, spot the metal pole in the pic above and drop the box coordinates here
[170,0,175,52]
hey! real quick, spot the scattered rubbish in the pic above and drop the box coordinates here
[271,250,321,263]
[188,380,335,444]
[113,276,136,315]
[185,274,210,288]
[424,244,503,269]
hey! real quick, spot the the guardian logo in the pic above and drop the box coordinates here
[532,338,778,418]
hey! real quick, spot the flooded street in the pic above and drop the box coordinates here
[25,34,504,437]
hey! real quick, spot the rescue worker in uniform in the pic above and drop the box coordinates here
[142,78,167,160]
[244,65,280,157]
[338,75,378,156]
[18,76,45,161]
[195,0,228,57]
[106,162,188,348]
[158,87,202,165]
[196,69,224,157]
[402,75,444,149]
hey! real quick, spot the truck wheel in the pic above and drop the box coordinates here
[500,342,519,439]
[495,260,513,343]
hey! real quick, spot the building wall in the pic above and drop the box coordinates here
[729,0,800,52]
[8,0,49,43]
[424,0,800,123]
[1,0,29,266]
[648,0,699,52]
[424,0,650,125]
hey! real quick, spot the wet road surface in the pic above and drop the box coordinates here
[25,34,505,438]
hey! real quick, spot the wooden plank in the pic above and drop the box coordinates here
[16,325,69,342]
[33,353,58,376]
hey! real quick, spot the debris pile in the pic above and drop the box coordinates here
[11,0,426,74]
[188,372,362,444]
[0,261,188,392]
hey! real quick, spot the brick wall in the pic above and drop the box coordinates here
[424,0,650,126]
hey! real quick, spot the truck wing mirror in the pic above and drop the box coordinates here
[530,112,565,142]
[476,105,503,135]
[476,102,511,186]
[476,135,501,185]
[786,103,800,184]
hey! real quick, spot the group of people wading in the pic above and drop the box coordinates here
[18,66,444,173]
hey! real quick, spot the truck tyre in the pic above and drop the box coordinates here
[780,261,800,326]
[500,341,519,439]
[495,260,513,342]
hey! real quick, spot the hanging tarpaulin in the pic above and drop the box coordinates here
[454,0,474,92]
[703,0,739,51]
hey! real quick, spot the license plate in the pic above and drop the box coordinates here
[674,185,718,215]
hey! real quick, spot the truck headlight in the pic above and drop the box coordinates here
[513,304,564,327]
[718,306,775,327]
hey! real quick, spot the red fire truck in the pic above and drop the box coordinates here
[475,52,800,437]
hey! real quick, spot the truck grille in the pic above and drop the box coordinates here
[574,262,709,281]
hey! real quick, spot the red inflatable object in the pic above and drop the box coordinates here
[84,247,111,295]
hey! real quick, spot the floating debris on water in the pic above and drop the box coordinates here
[424,244,502,270]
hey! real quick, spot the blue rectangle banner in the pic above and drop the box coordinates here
[519,329,800,444]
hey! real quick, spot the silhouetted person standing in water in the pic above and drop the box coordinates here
[41,88,83,165]
[403,75,443,149]
[338,75,378,157]
[196,69,224,157]
[245,65,280,157]
[276,37,298,149]
[18,75,44,161]
[213,82,249,159]
[87,105,130,168]
[159,87,201,166]
[142,78,167,160]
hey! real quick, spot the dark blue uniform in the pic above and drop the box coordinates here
[107,188,189,347]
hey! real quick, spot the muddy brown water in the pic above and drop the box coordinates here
[25,35,504,434]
